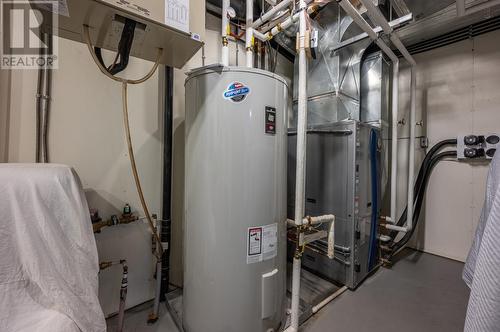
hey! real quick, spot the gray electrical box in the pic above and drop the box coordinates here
[457,134,499,160]
[29,0,202,68]
[288,120,381,289]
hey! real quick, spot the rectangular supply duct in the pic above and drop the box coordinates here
[287,121,382,289]
[29,0,202,68]
[360,51,391,128]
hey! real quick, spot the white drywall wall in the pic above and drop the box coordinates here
[4,0,206,316]
[395,30,500,262]
[6,37,161,315]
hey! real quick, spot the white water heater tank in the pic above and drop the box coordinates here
[183,66,289,332]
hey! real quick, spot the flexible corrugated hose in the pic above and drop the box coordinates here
[83,24,163,259]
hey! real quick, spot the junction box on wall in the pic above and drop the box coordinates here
[29,0,202,68]
[457,134,499,160]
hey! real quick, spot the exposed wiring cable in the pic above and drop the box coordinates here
[388,150,458,257]
[389,138,458,239]
[83,24,163,259]
[83,25,161,84]
[42,32,52,163]
[35,60,43,162]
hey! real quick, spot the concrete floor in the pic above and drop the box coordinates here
[106,301,178,332]
[107,249,470,332]
[303,249,470,332]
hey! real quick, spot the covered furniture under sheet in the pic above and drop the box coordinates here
[0,164,106,332]
[463,153,500,331]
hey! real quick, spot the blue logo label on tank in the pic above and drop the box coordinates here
[223,82,250,102]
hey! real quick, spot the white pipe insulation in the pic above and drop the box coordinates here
[246,0,254,67]
[390,60,399,225]
[252,0,292,28]
[252,11,300,42]
[287,0,308,330]
[407,67,416,231]
[221,0,230,66]
[327,216,335,259]
[311,286,348,314]
[287,214,335,226]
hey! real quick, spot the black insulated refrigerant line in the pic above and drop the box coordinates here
[160,66,174,301]
[388,138,458,240]
[389,150,458,255]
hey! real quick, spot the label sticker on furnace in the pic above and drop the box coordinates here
[247,223,278,264]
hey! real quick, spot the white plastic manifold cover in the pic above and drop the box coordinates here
[0,164,105,332]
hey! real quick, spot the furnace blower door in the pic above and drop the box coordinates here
[265,107,276,135]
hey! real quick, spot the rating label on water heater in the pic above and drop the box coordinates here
[247,223,278,264]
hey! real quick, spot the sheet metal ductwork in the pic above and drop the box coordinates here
[288,2,389,129]
[287,1,390,289]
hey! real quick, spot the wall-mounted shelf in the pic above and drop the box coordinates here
[31,0,202,68]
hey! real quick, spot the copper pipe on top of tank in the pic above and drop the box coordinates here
[222,0,230,65]
[246,0,254,67]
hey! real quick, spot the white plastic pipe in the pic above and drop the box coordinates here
[287,256,302,332]
[254,11,299,42]
[287,214,335,227]
[246,0,254,67]
[253,29,269,42]
[390,61,399,227]
[288,0,308,330]
[268,12,299,37]
[252,0,292,28]
[307,214,335,225]
[221,0,230,66]
[327,216,335,259]
[407,67,416,231]
[385,224,408,233]
[260,9,291,33]
[311,286,348,314]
